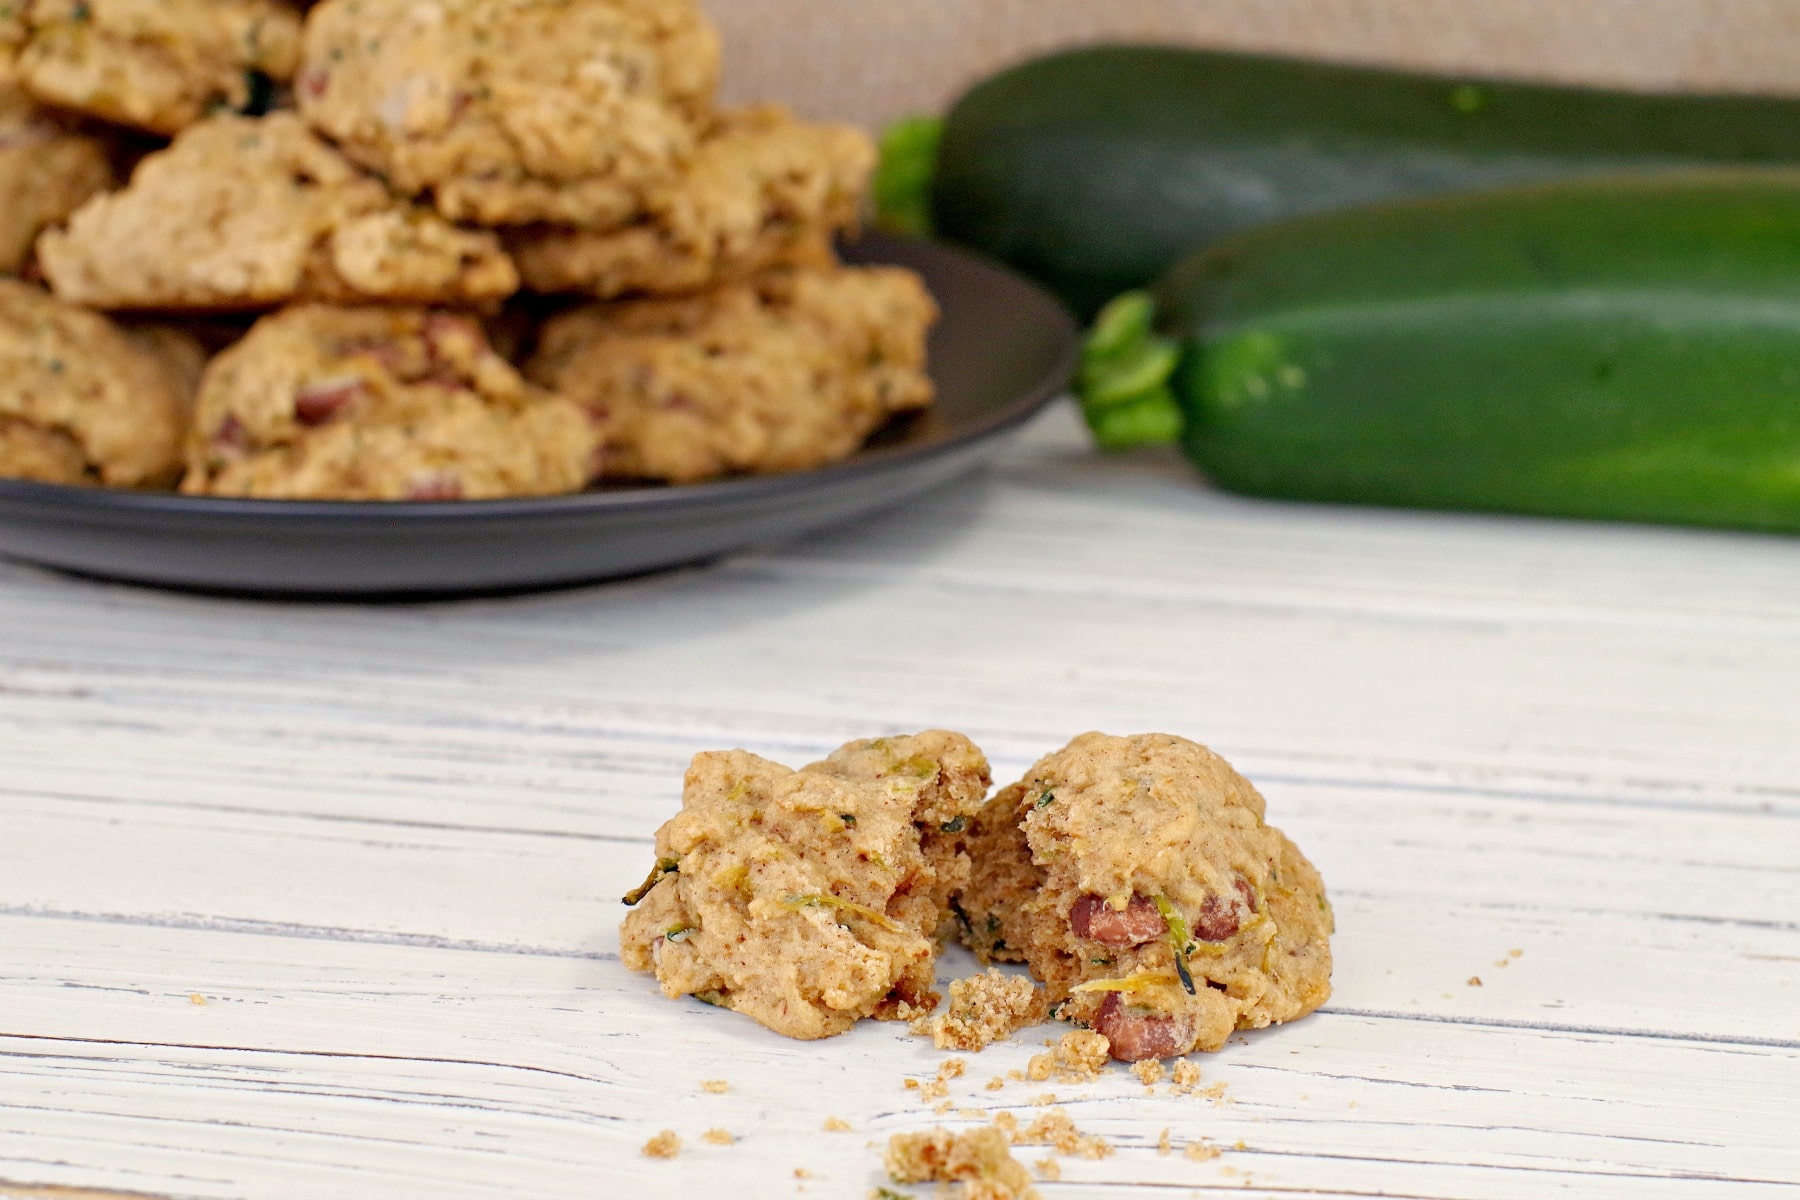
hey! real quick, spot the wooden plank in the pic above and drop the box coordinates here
[2,918,1796,1199]
[3,408,1798,1196]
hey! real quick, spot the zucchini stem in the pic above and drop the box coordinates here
[1078,291,1184,450]
[873,115,943,236]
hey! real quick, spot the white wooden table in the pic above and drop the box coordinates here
[2,402,1796,1199]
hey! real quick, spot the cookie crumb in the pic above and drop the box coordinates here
[985,1076,1005,1091]
[934,1100,953,1114]
[912,969,1050,1051]
[885,1125,1040,1200]
[1030,1092,1058,1106]
[188,993,206,1005]
[1026,1030,1110,1082]
[1509,948,1524,958]
[1010,1109,1112,1159]
[1184,1141,1221,1162]
[1467,976,1483,987]
[701,1079,730,1094]
[941,1058,967,1080]
[1171,1060,1203,1092]
[794,1168,811,1179]
[701,1128,734,1145]
[1157,1127,1173,1156]
[1131,1059,1165,1087]
[1033,1156,1061,1181]
[642,1130,681,1159]
[823,1116,853,1132]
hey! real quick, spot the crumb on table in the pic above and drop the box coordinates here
[1185,1140,1221,1162]
[1132,1059,1165,1087]
[996,1109,1112,1160]
[701,1128,734,1145]
[642,1130,681,1159]
[912,968,1050,1051]
[823,1116,853,1132]
[1026,1030,1110,1082]
[701,1078,730,1094]
[885,1125,1039,1200]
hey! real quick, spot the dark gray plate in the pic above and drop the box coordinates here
[0,236,1077,597]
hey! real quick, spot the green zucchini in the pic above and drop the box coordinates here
[1080,172,1800,534]
[905,45,1800,315]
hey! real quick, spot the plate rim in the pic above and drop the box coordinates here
[0,234,1079,526]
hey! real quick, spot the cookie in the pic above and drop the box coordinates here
[527,262,937,483]
[508,105,874,298]
[0,279,189,487]
[182,304,599,501]
[298,0,719,228]
[619,731,991,1040]
[38,113,518,311]
[957,733,1334,1061]
[13,0,303,135]
[0,85,111,276]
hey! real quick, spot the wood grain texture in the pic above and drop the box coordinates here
[1,405,1797,1197]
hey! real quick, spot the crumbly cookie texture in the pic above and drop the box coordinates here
[508,104,873,298]
[884,1126,1040,1200]
[0,86,111,276]
[0,279,188,487]
[298,0,719,228]
[957,733,1334,1062]
[13,0,303,135]
[39,113,519,312]
[619,731,991,1040]
[182,304,599,501]
[527,262,936,484]
[912,969,1050,1052]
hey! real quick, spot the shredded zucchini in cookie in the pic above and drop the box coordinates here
[1152,895,1198,995]
[780,892,904,932]
[1071,970,1180,994]
[623,857,679,905]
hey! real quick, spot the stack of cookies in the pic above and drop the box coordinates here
[0,0,938,500]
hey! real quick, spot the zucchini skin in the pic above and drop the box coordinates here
[935,45,1800,315]
[1162,173,1800,533]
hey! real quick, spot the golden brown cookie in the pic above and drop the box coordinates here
[619,731,991,1040]
[0,279,189,487]
[14,0,303,135]
[957,733,1334,1061]
[297,0,719,228]
[182,305,599,501]
[508,105,874,298]
[39,113,519,312]
[527,262,936,484]
[0,84,111,276]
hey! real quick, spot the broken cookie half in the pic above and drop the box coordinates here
[619,731,990,1040]
[957,732,1334,1061]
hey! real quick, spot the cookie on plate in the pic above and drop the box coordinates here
[620,731,991,1039]
[298,0,719,228]
[508,105,874,298]
[11,0,303,135]
[0,85,112,276]
[956,733,1334,1061]
[182,304,600,500]
[38,113,518,311]
[526,262,937,483]
[0,279,189,487]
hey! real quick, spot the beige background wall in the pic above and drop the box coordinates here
[704,0,1800,127]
